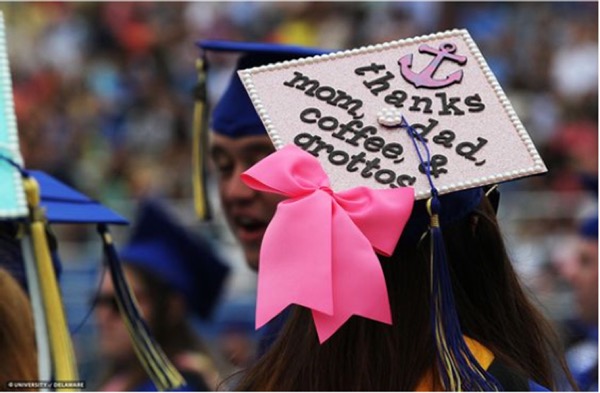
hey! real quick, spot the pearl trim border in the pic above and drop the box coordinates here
[0,12,27,218]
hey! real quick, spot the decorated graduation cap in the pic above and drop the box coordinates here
[119,198,230,319]
[236,29,547,391]
[192,40,328,220]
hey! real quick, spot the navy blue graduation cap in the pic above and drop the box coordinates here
[0,169,128,290]
[201,40,329,138]
[119,198,230,319]
[191,40,328,219]
[1,158,186,390]
[0,161,132,385]
[29,170,128,226]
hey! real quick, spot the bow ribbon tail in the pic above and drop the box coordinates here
[256,192,335,329]
[312,202,392,343]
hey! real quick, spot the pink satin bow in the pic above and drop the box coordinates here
[241,145,414,343]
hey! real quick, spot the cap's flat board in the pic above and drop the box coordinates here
[239,29,546,199]
[0,12,27,218]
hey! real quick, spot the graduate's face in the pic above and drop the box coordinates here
[211,133,284,271]
[94,268,153,363]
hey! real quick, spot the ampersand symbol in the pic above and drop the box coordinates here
[418,154,448,178]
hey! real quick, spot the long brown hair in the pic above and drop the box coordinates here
[235,197,574,390]
[0,267,38,389]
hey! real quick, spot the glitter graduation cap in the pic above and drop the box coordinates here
[236,29,547,391]
[192,40,328,220]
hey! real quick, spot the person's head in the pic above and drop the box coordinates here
[561,215,598,326]
[235,193,570,390]
[201,41,327,270]
[210,133,282,271]
[95,198,229,364]
[95,264,193,364]
[0,267,38,386]
[224,30,571,391]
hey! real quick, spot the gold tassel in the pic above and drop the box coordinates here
[23,176,79,391]
[100,228,185,391]
[192,57,211,220]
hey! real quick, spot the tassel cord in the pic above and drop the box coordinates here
[71,264,107,336]
[2,155,53,388]
[97,224,185,391]
[402,118,501,391]
[24,177,79,391]
[21,233,53,390]
[192,57,212,220]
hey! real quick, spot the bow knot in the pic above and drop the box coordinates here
[241,145,414,343]
[318,186,334,196]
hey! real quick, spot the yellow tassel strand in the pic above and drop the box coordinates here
[192,57,211,220]
[23,177,79,391]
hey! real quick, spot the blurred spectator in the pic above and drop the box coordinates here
[214,300,256,368]
[1,2,594,202]
[550,21,598,103]
[556,214,598,391]
[93,199,229,391]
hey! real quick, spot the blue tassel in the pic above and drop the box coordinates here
[97,224,185,391]
[400,117,501,390]
[427,194,501,391]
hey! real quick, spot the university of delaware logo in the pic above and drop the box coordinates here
[398,42,467,89]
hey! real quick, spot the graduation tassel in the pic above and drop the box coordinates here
[401,117,500,391]
[97,224,185,391]
[21,232,53,388]
[1,155,52,387]
[192,56,212,220]
[427,195,499,391]
[23,176,79,391]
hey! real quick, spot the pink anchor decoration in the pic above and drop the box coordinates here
[398,42,467,89]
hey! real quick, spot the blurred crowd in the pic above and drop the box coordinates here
[5,3,597,201]
[1,1,597,389]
